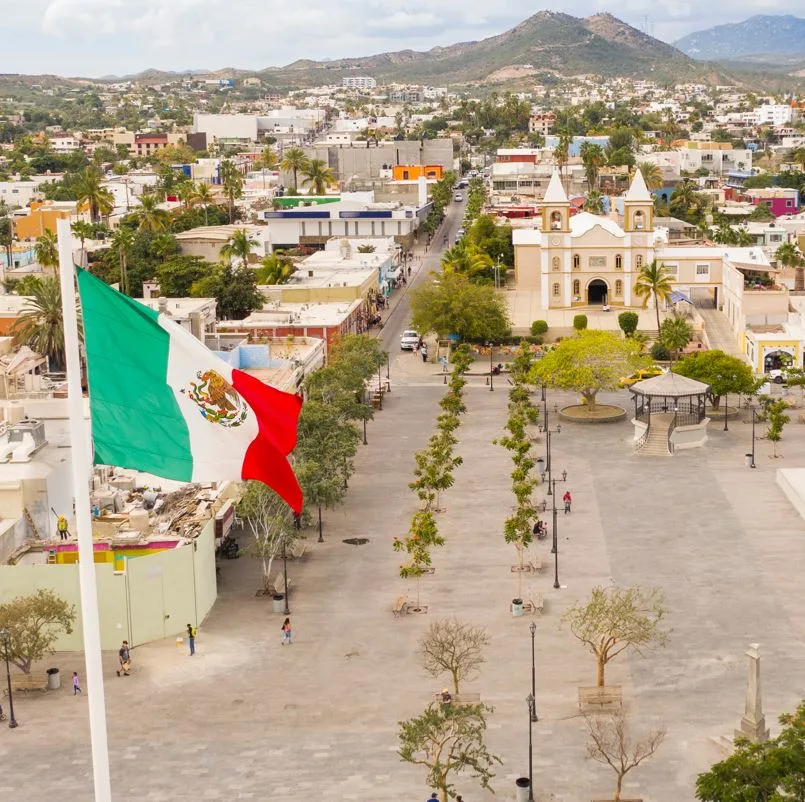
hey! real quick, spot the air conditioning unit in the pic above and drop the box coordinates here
[9,418,47,452]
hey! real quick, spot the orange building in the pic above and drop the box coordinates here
[12,200,88,240]
[391,164,444,180]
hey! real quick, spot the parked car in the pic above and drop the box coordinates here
[400,329,420,350]
[618,366,665,388]
[454,193,463,202]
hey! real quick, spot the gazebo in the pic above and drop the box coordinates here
[629,372,711,453]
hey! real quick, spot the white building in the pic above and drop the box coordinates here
[752,105,794,127]
[50,136,81,153]
[342,77,377,90]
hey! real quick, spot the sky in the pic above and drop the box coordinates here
[4,0,803,78]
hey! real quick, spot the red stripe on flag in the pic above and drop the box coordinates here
[231,369,303,513]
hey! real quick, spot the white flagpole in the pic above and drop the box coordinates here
[56,218,113,801]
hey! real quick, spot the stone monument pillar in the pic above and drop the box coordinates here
[735,643,770,743]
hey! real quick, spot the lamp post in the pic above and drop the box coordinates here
[489,342,494,392]
[539,423,561,494]
[363,414,368,446]
[750,407,757,468]
[529,622,538,721]
[1,628,18,728]
[526,694,536,802]
[377,363,383,410]
[550,470,568,589]
[282,534,290,615]
[385,352,390,381]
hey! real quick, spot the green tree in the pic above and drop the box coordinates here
[573,314,588,331]
[219,159,244,223]
[418,618,490,695]
[135,194,170,233]
[300,159,336,195]
[75,166,114,223]
[530,320,548,336]
[110,226,135,295]
[220,228,256,265]
[617,311,639,337]
[749,202,775,222]
[398,702,501,802]
[637,161,663,190]
[155,255,212,297]
[71,220,94,268]
[766,398,790,458]
[531,330,646,411]
[256,253,295,284]
[659,313,694,363]
[34,229,59,274]
[190,182,216,226]
[776,241,804,292]
[0,589,76,674]
[673,350,757,409]
[440,244,494,284]
[191,263,263,319]
[410,273,510,342]
[280,147,310,194]
[563,585,669,687]
[580,141,607,189]
[696,700,805,801]
[12,277,69,369]
[633,260,674,336]
[583,190,604,214]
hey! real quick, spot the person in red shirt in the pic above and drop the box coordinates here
[563,490,572,514]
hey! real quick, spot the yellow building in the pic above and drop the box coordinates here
[13,200,88,240]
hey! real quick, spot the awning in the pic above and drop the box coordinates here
[669,290,692,304]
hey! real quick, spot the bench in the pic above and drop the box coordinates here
[522,591,544,616]
[434,691,481,706]
[270,574,293,596]
[287,540,308,560]
[392,595,409,618]
[8,672,48,693]
[578,686,623,711]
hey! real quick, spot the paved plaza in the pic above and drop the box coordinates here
[4,355,805,801]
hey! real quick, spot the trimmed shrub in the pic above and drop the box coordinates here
[618,311,639,337]
[650,342,670,361]
[530,319,548,336]
[573,314,588,331]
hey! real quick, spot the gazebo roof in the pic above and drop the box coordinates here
[629,371,710,398]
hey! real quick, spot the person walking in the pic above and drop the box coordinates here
[186,623,197,656]
[563,490,572,514]
[281,617,292,646]
[116,640,131,676]
[72,671,82,695]
[57,514,69,541]
[421,343,429,363]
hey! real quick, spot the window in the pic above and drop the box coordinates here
[552,283,560,297]
[696,263,710,276]
[573,279,580,295]
[552,256,560,271]
[636,255,643,269]
[615,254,622,270]
[615,279,623,296]
[550,211,562,230]
[664,263,678,279]
[573,254,580,270]
[633,211,645,230]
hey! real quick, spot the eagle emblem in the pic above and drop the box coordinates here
[182,370,248,428]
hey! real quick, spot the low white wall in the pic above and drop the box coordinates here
[776,468,805,522]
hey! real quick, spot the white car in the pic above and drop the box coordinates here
[400,329,420,350]
[454,193,463,202]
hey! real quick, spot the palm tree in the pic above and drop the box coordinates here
[190,183,216,226]
[280,147,310,194]
[776,241,805,291]
[71,220,94,268]
[440,244,494,283]
[637,162,663,190]
[177,181,197,209]
[34,230,59,275]
[790,147,805,172]
[583,190,604,214]
[221,228,255,265]
[580,142,607,190]
[255,147,278,171]
[300,159,336,196]
[111,227,135,295]
[634,259,674,336]
[659,313,694,364]
[75,167,114,223]
[220,159,244,223]
[136,195,170,233]
[12,277,67,370]
[735,228,754,247]
[256,253,295,284]
[554,129,573,191]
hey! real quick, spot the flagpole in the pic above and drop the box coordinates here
[56,218,113,801]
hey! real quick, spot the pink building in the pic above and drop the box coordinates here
[743,188,800,218]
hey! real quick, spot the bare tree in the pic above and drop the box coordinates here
[585,708,666,802]
[562,585,669,687]
[419,618,490,694]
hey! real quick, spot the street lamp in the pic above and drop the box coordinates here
[550,470,568,589]
[488,343,494,392]
[526,694,536,802]
[1,628,19,728]
[529,622,538,722]
[538,423,561,494]
[282,534,290,615]
[750,406,757,468]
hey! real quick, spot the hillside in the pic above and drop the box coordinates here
[259,11,724,88]
[675,15,805,60]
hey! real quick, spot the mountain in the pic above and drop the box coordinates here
[259,12,724,88]
[675,15,805,60]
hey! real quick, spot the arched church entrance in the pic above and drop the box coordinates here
[587,279,608,305]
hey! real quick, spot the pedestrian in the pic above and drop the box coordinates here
[72,671,82,695]
[281,617,292,645]
[186,623,196,656]
[421,344,428,363]
[116,640,131,676]
[57,514,69,541]
[426,793,438,802]
[456,796,463,802]
[563,490,572,514]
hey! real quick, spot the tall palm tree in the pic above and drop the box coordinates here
[111,227,135,295]
[776,241,805,291]
[190,183,216,226]
[136,195,170,233]
[75,167,114,223]
[34,230,59,275]
[219,159,244,223]
[440,244,494,283]
[177,181,197,209]
[583,190,604,214]
[256,147,278,170]
[221,228,255,265]
[580,142,607,190]
[790,146,805,172]
[300,159,336,196]
[71,220,94,268]
[12,277,68,370]
[637,162,663,190]
[280,147,310,194]
[554,129,573,191]
[634,259,674,336]
[659,313,694,364]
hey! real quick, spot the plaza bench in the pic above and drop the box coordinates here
[392,595,409,618]
[522,591,544,616]
[578,686,623,711]
[433,691,481,706]
[270,574,293,596]
[8,672,48,693]
[287,540,308,560]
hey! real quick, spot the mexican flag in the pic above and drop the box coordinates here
[77,269,303,513]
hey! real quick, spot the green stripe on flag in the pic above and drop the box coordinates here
[77,269,193,481]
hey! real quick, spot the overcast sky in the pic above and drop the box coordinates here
[5,0,802,77]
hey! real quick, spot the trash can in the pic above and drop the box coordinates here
[272,594,285,613]
[511,598,524,618]
[745,453,754,468]
[46,667,60,690]
[515,777,530,802]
